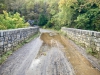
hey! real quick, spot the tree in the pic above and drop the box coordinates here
[0,11,29,30]
[0,0,6,13]
[1,0,100,31]
[38,14,48,26]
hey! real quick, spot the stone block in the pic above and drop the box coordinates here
[0,42,3,46]
[8,44,12,47]
[0,31,3,37]
[0,37,4,42]
[95,32,100,38]
[96,42,100,47]
[89,31,95,36]
[96,47,100,51]
[94,39,98,43]
[0,46,3,50]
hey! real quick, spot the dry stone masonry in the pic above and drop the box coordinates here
[61,27,100,53]
[0,27,39,56]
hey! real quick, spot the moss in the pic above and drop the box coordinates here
[0,50,12,64]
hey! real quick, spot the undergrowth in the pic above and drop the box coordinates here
[86,48,99,58]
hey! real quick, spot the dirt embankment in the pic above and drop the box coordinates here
[40,32,100,75]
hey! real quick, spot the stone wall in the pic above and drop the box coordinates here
[61,27,100,53]
[0,27,39,56]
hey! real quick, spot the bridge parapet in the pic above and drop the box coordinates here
[61,27,100,54]
[0,27,39,56]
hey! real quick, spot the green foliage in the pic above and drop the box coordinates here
[38,14,48,26]
[88,8,100,31]
[0,11,29,30]
[86,47,99,58]
[75,7,100,30]
[0,1,6,14]
[0,50,13,65]
[75,14,90,29]
[3,0,100,31]
[45,21,53,28]
[48,0,100,31]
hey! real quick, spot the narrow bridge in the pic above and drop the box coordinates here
[0,28,100,75]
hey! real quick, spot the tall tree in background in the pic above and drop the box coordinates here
[0,0,100,31]
[38,14,48,26]
[0,0,6,13]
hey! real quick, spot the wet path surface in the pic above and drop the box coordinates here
[26,44,75,75]
[0,29,100,75]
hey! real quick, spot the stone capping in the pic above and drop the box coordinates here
[0,27,39,56]
[61,27,100,52]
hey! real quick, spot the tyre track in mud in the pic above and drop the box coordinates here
[38,32,100,75]
[61,36,100,75]
[26,43,75,75]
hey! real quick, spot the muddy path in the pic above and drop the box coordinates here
[26,33,75,75]
[26,32,100,75]
[39,32,100,75]
[0,29,100,75]
[60,36,100,75]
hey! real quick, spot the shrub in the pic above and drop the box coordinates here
[0,11,29,30]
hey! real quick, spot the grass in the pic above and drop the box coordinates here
[86,48,93,54]
[57,31,67,37]
[85,47,99,58]
[0,50,13,65]
[0,32,40,65]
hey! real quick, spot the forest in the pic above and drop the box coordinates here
[0,0,100,31]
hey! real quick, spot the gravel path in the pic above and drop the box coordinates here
[0,37,43,75]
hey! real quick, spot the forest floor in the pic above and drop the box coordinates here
[0,29,100,75]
